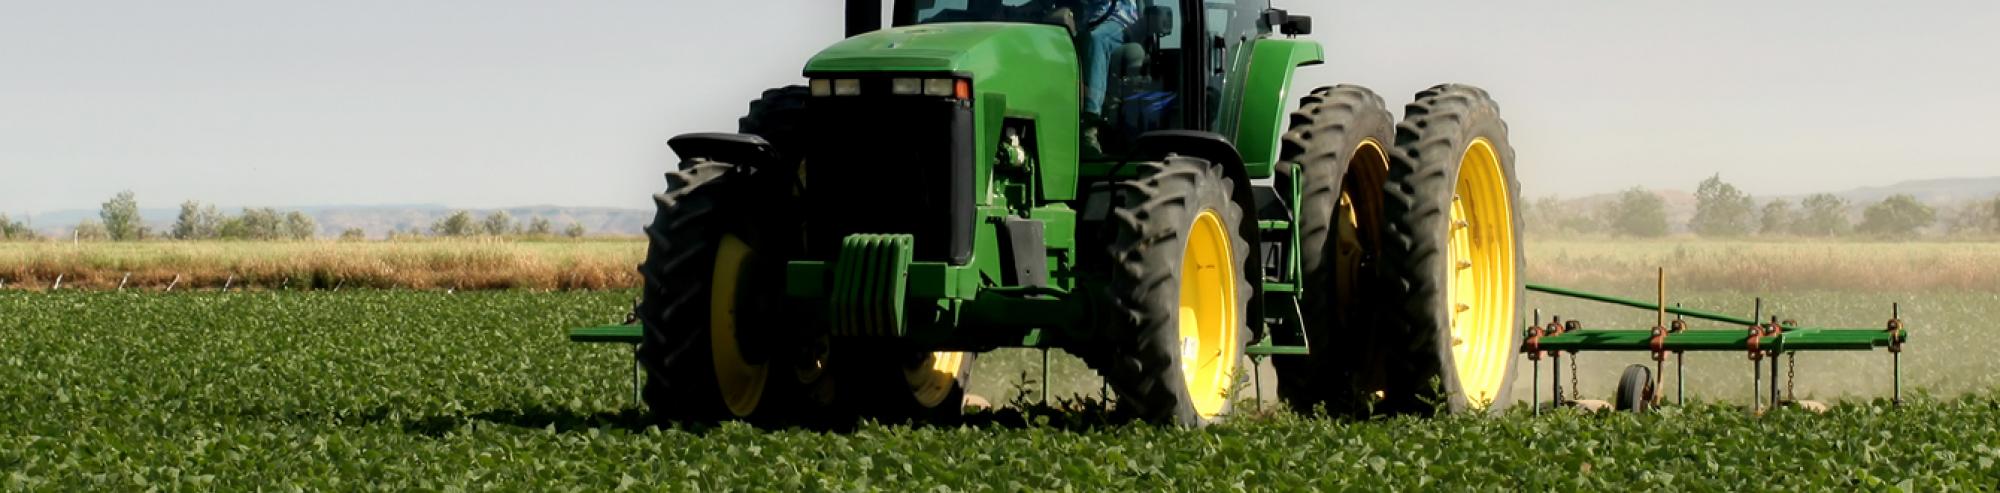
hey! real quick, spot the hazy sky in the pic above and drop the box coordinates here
[4,1,1997,215]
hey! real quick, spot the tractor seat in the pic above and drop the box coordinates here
[1113,43,1146,78]
[1115,6,1174,80]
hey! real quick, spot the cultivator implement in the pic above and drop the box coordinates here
[1521,272,1908,414]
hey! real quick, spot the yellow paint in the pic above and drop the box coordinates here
[710,234,771,417]
[1446,139,1517,406]
[1178,210,1241,418]
[905,351,968,408]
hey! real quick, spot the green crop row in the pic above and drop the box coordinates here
[3,291,1995,490]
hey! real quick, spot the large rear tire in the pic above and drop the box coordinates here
[636,161,813,423]
[1377,84,1524,415]
[1270,85,1397,416]
[1099,157,1253,426]
[739,86,810,168]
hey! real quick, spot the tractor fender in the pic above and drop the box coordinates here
[1132,130,1266,339]
[667,133,779,171]
[1228,39,1326,179]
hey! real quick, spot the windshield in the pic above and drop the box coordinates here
[909,0,1051,25]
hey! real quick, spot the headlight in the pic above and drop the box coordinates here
[891,78,923,95]
[833,79,862,96]
[810,79,832,97]
[923,78,956,97]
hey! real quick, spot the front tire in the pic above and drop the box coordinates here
[636,161,810,423]
[831,348,974,423]
[1099,157,1253,426]
[1378,84,1524,414]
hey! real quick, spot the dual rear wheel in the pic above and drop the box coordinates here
[1276,84,1524,416]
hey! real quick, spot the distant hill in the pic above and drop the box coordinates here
[21,204,651,239]
[1806,177,2000,205]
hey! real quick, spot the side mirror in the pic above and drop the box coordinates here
[1281,14,1313,36]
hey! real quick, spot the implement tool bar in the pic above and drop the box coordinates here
[1527,283,1778,328]
[1532,328,1899,352]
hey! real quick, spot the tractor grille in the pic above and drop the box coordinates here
[802,93,976,264]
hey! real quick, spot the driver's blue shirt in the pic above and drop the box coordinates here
[1084,0,1140,28]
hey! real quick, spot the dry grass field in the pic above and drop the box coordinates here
[0,239,644,291]
[4,237,1997,292]
[1525,238,2000,292]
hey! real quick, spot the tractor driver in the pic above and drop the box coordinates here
[1056,0,1140,156]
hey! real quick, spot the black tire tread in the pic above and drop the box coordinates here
[1098,157,1253,426]
[636,161,763,423]
[1615,364,1653,413]
[1270,85,1395,416]
[1377,84,1523,415]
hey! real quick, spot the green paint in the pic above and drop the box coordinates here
[1245,344,1310,356]
[1226,39,1326,179]
[1528,283,1781,327]
[1531,328,1901,352]
[828,234,915,337]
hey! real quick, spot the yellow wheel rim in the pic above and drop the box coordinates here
[905,351,968,408]
[710,234,770,417]
[1446,139,1517,406]
[1178,210,1241,418]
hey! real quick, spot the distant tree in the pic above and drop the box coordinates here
[1602,187,1668,238]
[283,211,317,240]
[172,200,224,240]
[75,219,110,241]
[1759,199,1795,236]
[1688,174,1755,237]
[1794,193,1850,237]
[432,210,477,237]
[1522,195,1559,235]
[339,228,367,241]
[233,208,284,240]
[172,201,200,239]
[1522,195,1603,235]
[525,216,554,237]
[216,216,246,240]
[1989,195,2000,234]
[1940,199,1991,236]
[1557,202,1603,234]
[0,214,36,240]
[100,190,143,241]
[481,211,515,236]
[1856,194,1936,238]
[564,221,587,239]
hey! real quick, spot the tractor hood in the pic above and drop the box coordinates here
[801,21,1083,204]
[804,22,1072,74]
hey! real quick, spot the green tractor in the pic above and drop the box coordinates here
[581,0,1524,426]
